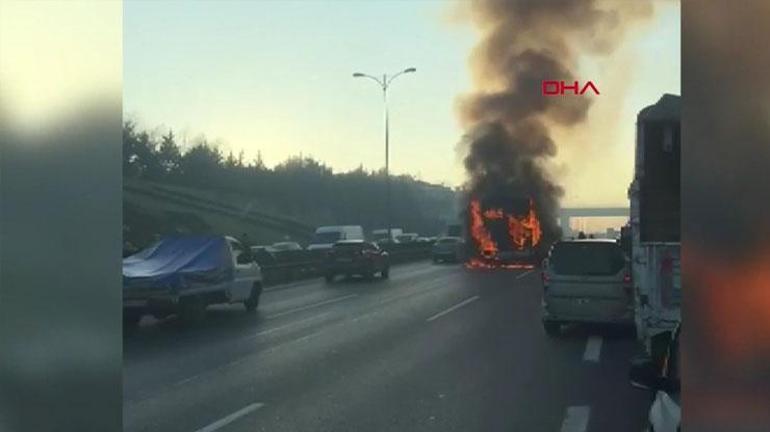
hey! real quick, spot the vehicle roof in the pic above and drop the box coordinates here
[315,225,362,232]
[334,239,366,245]
[638,93,680,121]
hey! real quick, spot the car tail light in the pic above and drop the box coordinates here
[623,273,631,284]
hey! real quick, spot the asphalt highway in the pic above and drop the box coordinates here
[123,261,651,432]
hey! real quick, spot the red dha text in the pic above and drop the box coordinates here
[541,80,600,96]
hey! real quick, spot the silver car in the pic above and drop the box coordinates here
[541,239,633,336]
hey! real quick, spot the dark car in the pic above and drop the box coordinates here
[432,236,464,263]
[325,240,390,282]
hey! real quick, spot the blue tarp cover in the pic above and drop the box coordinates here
[123,235,234,291]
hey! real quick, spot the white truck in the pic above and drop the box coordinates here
[371,228,404,243]
[307,225,365,251]
[123,235,263,328]
[628,94,681,354]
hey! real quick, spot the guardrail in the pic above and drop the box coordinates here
[260,243,434,286]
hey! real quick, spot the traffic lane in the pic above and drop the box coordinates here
[261,259,439,294]
[259,269,649,432]
[123,266,488,432]
[224,268,647,432]
[123,262,464,403]
[123,259,446,368]
[238,269,576,432]
[125,267,648,432]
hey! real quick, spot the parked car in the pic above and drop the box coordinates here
[395,233,419,243]
[324,240,389,282]
[308,225,365,251]
[432,236,464,263]
[268,241,303,252]
[123,235,263,328]
[250,245,277,266]
[267,241,305,263]
[541,239,634,336]
[629,323,681,432]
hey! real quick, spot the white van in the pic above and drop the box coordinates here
[541,239,634,336]
[371,228,403,243]
[307,225,365,251]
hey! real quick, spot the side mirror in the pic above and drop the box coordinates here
[628,357,663,391]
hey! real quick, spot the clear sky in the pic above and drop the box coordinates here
[124,0,680,214]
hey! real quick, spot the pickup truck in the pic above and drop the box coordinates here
[123,235,263,328]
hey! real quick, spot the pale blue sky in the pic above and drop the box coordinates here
[124,0,680,209]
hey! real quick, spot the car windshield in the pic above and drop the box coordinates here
[550,242,626,276]
[313,232,342,244]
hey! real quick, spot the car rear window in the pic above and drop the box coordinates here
[550,242,626,276]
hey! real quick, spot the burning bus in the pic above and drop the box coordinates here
[465,194,548,268]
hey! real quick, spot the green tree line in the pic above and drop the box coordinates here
[123,121,457,235]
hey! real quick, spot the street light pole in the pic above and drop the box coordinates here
[353,67,416,243]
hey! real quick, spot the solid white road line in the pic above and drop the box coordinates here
[515,269,535,279]
[193,402,265,432]
[583,336,603,362]
[426,295,480,322]
[560,406,591,432]
[265,293,358,320]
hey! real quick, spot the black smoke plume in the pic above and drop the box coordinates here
[457,0,652,240]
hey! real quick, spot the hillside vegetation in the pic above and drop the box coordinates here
[123,121,458,249]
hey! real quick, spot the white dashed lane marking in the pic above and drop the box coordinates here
[560,406,590,432]
[583,336,603,362]
[193,403,265,432]
[426,295,480,322]
[515,269,534,279]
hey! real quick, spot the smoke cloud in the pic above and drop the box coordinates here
[457,0,652,239]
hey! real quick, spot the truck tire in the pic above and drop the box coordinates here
[543,320,561,337]
[244,282,262,312]
[178,296,206,325]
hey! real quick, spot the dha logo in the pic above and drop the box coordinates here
[541,80,600,96]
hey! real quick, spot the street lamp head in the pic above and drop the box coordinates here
[404,67,417,73]
[352,72,365,78]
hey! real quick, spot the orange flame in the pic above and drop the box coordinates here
[470,199,498,258]
[467,197,542,269]
[508,198,542,251]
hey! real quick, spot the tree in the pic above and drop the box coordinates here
[158,130,182,175]
[178,139,223,186]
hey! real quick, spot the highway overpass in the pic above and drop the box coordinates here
[559,207,630,237]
